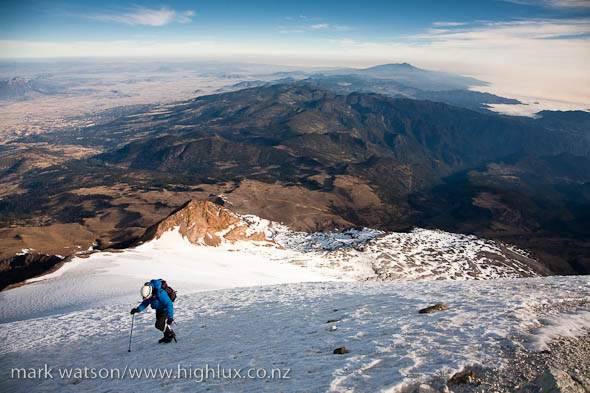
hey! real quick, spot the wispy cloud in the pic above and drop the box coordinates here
[332,24,351,31]
[88,6,195,26]
[417,18,590,41]
[432,21,467,26]
[330,17,590,106]
[329,38,358,46]
[278,18,350,34]
[309,23,350,31]
[502,0,590,9]
[279,29,305,34]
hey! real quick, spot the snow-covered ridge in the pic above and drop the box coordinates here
[132,199,544,281]
[232,212,543,280]
[0,207,544,322]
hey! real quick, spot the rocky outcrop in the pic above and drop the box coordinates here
[419,304,449,314]
[140,200,270,247]
[0,253,64,291]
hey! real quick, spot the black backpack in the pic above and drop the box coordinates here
[159,279,177,302]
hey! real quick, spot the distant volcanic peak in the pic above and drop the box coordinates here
[363,63,421,72]
[145,200,270,246]
[383,62,417,69]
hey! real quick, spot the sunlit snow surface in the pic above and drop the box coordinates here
[0,229,335,323]
[1,224,538,322]
[1,225,588,392]
[242,214,538,280]
[1,278,589,392]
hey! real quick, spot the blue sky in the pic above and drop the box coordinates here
[0,1,589,107]
[1,0,588,45]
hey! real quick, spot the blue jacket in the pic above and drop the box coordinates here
[137,279,174,318]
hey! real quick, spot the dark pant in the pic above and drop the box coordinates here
[155,310,170,333]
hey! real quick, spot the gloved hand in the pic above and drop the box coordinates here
[167,317,174,325]
[130,308,139,315]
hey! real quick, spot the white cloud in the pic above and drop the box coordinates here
[332,24,351,31]
[309,23,349,31]
[432,21,467,26]
[503,0,590,8]
[338,38,358,46]
[279,29,305,34]
[279,21,349,33]
[423,18,590,41]
[89,6,195,26]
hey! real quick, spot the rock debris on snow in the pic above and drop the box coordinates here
[419,304,449,314]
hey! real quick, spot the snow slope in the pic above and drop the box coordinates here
[1,223,587,392]
[0,228,335,323]
[1,222,539,323]
[1,277,589,392]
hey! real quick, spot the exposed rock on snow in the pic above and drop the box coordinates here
[0,253,64,291]
[265,226,545,280]
[140,200,269,246]
[448,369,476,386]
[333,346,349,354]
[419,304,449,314]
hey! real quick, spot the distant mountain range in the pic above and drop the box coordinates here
[2,62,521,113]
[0,77,64,100]
[91,84,587,174]
[3,83,589,276]
[230,75,520,113]
[228,63,520,113]
[317,62,486,90]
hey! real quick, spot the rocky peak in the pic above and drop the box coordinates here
[141,200,269,246]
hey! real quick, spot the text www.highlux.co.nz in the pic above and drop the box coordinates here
[11,363,291,382]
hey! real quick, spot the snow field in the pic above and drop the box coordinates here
[0,229,336,323]
[1,277,589,392]
[1,223,536,323]
[1,225,588,392]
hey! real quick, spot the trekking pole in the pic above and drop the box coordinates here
[128,313,135,352]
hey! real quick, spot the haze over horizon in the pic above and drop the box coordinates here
[1,0,589,112]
